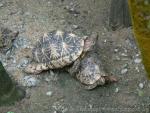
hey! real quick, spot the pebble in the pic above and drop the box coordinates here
[134,58,142,64]
[89,104,93,109]
[24,12,31,16]
[72,25,79,29]
[121,53,128,57]
[135,66,140,72]
[73,14,78,17]
[139,83,144,89]
[46,91,53,96]
[22,76,39,87]
[65,6,80,14]
[121,68,128,74]
[114,56,120,60]
[115,87,119,93]
[3,62,7,66]
[114,48,119,52]
[0,3,3,7]
[45,77,50,82]
[136,54,140,57]
[101,32,105,35]
[103,39,107,43]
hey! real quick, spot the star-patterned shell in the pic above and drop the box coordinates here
[76,56,106,85]
[32,30,84,69]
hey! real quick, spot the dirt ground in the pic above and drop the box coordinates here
[0,0,150,113]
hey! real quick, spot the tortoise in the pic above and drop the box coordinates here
[0,27,19,53]
[24,30,117,89]
[24,30,97,74]
[74,52,117,89]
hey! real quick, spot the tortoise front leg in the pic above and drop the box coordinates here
[24,63,49,74]
[66,59,81,77]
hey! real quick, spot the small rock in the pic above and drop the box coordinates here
[48,1,51,4]
[72,25,79,29]
[70,2,74,6]
[114,56,120,60]
[124,49,127,53]
[114,48,119,52]
[115,87,119,93]
[121,68,128,74]
[0,3,4,7]
[103,39,107,43]
[46,91,52,96]
[121,53,127,57]
[73,14,78,17]
[135,67,140,72]
[134,58,142,64]
[64,6,80,14]
[136,54,140,57]
[89,104,93,109]
[24,12,31,16]
[45,77,50,82]
[101,32,105,35]
[23,76,39,87]
[139,83,144,89]
[3,62,7,66]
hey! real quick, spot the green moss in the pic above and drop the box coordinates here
[128,0,150,78]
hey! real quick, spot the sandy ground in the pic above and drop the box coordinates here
[0,0,150,113]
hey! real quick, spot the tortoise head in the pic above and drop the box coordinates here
[83,32,98,52]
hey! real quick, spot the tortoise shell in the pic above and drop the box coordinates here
[76,56,106,85]
[32,30,84,69]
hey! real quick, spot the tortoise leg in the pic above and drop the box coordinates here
[81,76,117,90]
[24,63,49,74]
[66,59,81,77]
[103,75,118,83]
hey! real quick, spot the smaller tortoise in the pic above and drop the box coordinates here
[24,30,97,74]
[72,52,117,89]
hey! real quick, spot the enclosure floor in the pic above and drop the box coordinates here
[0,0,149,113]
